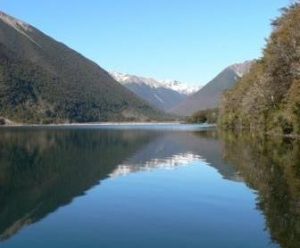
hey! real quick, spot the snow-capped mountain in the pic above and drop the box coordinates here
[158,79,199,95]
[111,71,199,112]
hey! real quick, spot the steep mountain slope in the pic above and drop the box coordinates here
[111,72,198,112]
[171,61,253,116]
[220,4,300,135]
[0,11,163,123]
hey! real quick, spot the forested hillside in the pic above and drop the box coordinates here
[0,12,164,124]
[220,3,300,135]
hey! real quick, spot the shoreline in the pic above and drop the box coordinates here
[0,122,217,129]
[0,121,183,127]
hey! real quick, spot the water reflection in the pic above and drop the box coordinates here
[0,129,156,240]
[0,127,299,247]
[110,153,202,178]
[221,132,300,248]
[0,128,236,243]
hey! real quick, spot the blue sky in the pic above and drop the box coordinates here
[1,0,290,86]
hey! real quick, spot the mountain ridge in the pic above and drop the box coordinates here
[0,11,165,123]
[171,61,253,116]
[111,71,199,112]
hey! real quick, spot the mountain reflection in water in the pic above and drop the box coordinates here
[0,126,299,248]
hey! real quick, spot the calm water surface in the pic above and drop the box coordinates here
[0,124,299,248]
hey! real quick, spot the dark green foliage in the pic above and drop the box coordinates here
[187,108,218,124]
[0,117,5,125]
[220,3,300,135]
[277,115,294,134]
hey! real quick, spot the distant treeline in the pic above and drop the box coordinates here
[187,108,218,124]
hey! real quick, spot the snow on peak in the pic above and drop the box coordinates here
[160,79,200,95]
[110,71,199,95]
[110,71,161,88]
[229,60,253,78]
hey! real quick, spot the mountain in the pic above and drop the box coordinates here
[171,61,253,116]
[0,11,164,124]
[110,72,199,112]
[220,3,300,135]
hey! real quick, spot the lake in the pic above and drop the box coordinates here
[0,124,299,248]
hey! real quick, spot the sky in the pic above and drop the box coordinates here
[0,0,291,86]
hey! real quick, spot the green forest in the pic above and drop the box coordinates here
[219,3,300,136]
